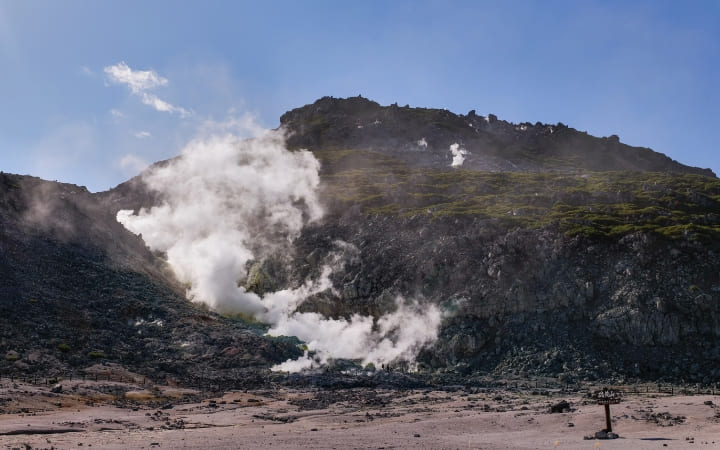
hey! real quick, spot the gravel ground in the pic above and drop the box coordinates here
[1,379,719,449]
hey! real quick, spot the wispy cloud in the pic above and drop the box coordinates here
[118,153,149,173]
[80,66,94,77]
[109,109,123,118]
[133,130,151,139]
[30,121,97,184]
[196,112,266,138]
[141,93,190,117]
[105,61,167,93]
[104,61,190,117]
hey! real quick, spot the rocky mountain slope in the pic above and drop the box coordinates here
[279,98,720,383]
[3,96,720,386]
[0,173,300,384]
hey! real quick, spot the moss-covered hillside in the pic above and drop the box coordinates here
[315,148,720,242]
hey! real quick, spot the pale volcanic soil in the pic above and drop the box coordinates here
[1,378,719,449]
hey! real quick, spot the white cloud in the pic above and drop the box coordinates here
[104,61,190,117]
[141,93,191,117]
[133,131,151,139]
[109,109,124,118]
[104,61,167,94]
[80,66,94,76]
[118,154,149,173]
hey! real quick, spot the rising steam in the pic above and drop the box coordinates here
[271,297,442,372]
[449,143,468,167]
[117,121,442,372]
[118,128,322,315]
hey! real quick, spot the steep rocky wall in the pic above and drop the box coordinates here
[291,211,720,383]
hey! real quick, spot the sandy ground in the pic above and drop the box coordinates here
[1,378,719,449]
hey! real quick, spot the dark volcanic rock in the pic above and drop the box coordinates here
[290,212,720,382]
[280,96,715,177]
[0,173,301,382]
[550,400,571,413]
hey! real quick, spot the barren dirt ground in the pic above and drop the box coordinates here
[1,379,719,449]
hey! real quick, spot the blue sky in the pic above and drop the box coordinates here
[1,0,718,192]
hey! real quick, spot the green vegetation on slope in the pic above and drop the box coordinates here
[315,149,720,241]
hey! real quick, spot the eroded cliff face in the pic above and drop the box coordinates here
[271,97,720,382]
[289,213,720,383]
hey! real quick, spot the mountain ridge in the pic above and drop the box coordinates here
[280,96,715,177]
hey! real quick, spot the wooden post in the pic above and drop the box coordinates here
[594,388,621,434]
[604,404,612,432]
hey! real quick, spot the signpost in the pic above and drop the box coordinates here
[593,388,622,433]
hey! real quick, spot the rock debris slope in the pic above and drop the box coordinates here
[0,173,300,383]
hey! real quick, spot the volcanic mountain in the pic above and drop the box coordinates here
[2,96,720,385]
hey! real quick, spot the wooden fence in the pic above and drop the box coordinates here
[0,373,718,397]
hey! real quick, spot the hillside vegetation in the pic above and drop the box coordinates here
[316,148,720,242]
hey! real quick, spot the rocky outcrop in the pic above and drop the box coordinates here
[274,97,720,383]
[281,96,715,177]
[289,212,720,383]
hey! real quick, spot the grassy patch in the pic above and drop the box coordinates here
[57,343,71,353]
[316,148,720,241]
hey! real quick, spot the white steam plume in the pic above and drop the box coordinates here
[271,297,442,372]
[449,142,468,167]
[117,121,442,371]
[117,128,322,315]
